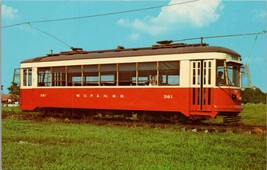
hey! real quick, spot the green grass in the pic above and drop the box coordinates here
[2,119,266,170]
[204,103,266,126]
[1,106,21,113]
[240,104,266,126]
[2,104,266,169]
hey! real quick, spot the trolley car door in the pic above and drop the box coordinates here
[190,60,213,112]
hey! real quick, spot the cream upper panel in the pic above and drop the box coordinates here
[21,52,236,68]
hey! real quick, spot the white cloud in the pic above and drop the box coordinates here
[2,4,18,19]
[253,9,266,21]
[129,33,140,41]
[118,0,223,36]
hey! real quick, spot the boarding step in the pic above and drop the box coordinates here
[189,111,213,120]
[223,116,241,124]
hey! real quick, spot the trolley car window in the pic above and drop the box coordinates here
[84,65,99,86]
[138,62,157,85]
[227,63,240,87]
[192,62,202,85]
[159,61,180,86]
[118,63,136,86]
[216,60,226,86]
[216,60,241,87]
[100,64,117,86]
[23,68,32,86]
[203,61,212,85]
[52,67,66,86]
[38,67,51,86]
[67,66,82,86]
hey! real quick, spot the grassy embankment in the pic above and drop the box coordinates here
[239,104,266,126]
[205,103,266,126]
[2,104,266,169]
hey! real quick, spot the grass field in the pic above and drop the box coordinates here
[239,104,266,126]
[2,104,266,169]
[2,119,266,170]
[205,103,266,126]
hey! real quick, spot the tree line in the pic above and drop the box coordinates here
[242,87,266,104]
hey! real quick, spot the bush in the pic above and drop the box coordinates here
[242,87,266,104]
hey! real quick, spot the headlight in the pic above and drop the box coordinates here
[232,94,236,100]
[232,90,241,101]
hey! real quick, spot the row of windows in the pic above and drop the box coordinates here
[35,61,180,87]
[22,60,241,87]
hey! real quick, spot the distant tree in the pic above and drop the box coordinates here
[242,87,266,104]
[7,82,20,102]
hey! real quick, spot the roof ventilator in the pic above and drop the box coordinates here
[59,47,85,55]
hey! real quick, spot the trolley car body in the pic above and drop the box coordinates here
[19,42,243,120]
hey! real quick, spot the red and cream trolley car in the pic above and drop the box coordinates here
[19,41,243,121]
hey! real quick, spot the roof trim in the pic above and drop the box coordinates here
[21,43,241,64]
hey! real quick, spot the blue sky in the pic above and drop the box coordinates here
[1,0,266,93]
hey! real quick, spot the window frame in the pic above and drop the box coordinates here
[38,67,51,87]
[22,68,32,87]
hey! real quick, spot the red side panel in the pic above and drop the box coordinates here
[213,88,243,112]
[20,88,190,116]
[189,87,242,118]
[20,87,242,119]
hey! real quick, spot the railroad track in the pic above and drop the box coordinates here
[177,123,266,135]
[90,119,266,135]
[4,111,266,135]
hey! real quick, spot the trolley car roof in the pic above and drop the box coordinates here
[21,42,241,64]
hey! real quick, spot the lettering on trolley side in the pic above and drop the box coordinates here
[163,94,173,99]
[40,94,47,97]
[75,93,125,99]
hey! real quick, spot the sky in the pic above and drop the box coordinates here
[1,0,267,93]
